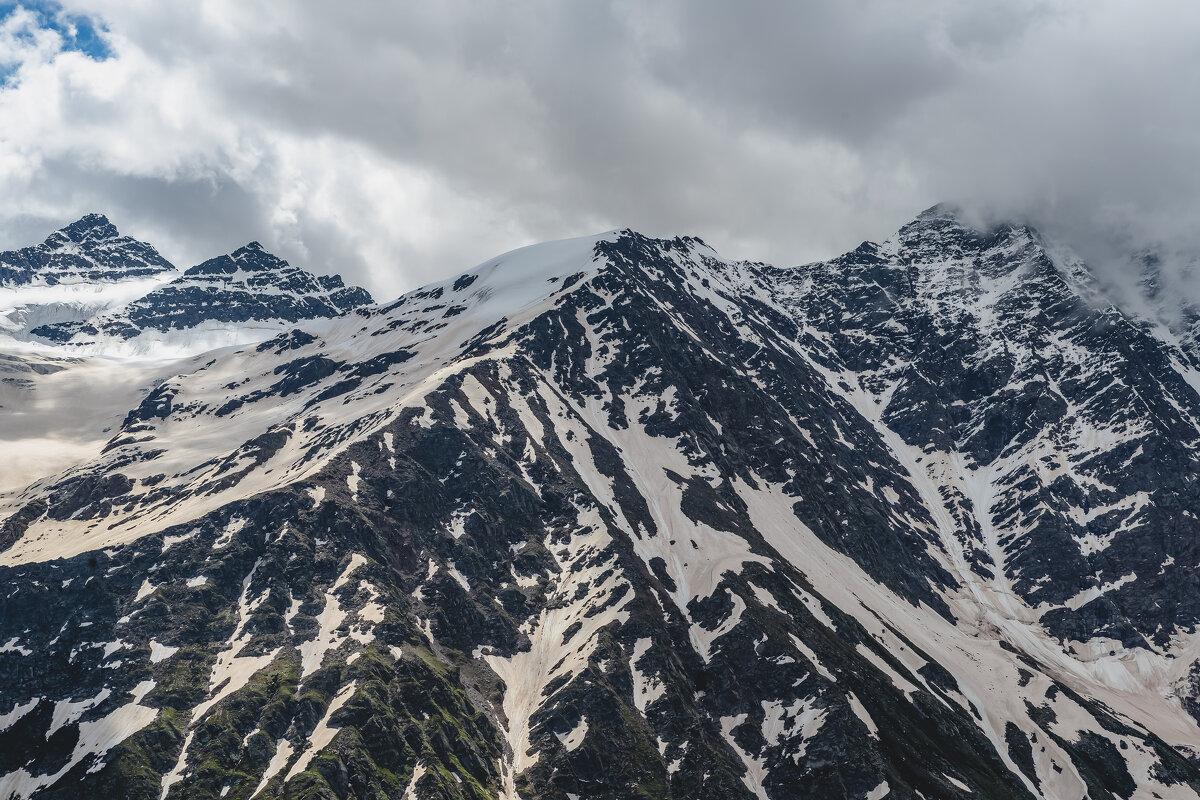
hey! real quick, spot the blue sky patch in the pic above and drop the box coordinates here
[0,1,112,77]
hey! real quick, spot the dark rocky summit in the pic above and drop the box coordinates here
[0,213,174,286]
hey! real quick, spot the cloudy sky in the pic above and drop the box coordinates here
[0,0,1197,299]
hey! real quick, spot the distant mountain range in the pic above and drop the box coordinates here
[2,209,1200,799]
[0,214,372,356]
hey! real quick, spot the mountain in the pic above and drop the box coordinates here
[0,214,174,287]
[0,214,176,338]
[3,211,1200,799]
[31,241,374,356]
[763,204,1200,648]
[0,214,373,357]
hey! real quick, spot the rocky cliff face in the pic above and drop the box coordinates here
[2,212,1200,800]
[753,206,1200,649]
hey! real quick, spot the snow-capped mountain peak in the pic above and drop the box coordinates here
[188,241,292,276]
[0,213,175,287]
[47,212,120,244]
[0,215,178,340]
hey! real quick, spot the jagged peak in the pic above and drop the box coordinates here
[802,205,1102,304]
[50,213,120,245]
[230,242,287,271]
[900,203,1045,243]
[898,204,989,240]
[186,243,289,277]
[0,213,175,291]
[174,243,372,307]
[611,227,711,250]
[610,228,714,254]
[237,241,267,255]
[884,205,1051,266]
[912,202,967,224]
[596,229,724,276]
[65,211,112,228]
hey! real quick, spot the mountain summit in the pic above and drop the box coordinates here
[1,213,1200,799]
[0,215,178,339]
[0,213,174,287]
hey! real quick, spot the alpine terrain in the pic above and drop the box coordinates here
[3,207,1200,800]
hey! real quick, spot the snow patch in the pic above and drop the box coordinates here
[865,780,890,800]
[0,697,38,733]
[213,516,246,549]
[555,716,588,752]
[307,485,326,507]
[629,638,666,714]
[149,640,179,664]
[161,529,197,552]
[0,637,32,656]
[250,737,295,799]
[47,688,111,739]
[719,714,768,800]
[285,681,358,781]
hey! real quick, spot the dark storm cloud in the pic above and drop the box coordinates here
[0,1,1197,301]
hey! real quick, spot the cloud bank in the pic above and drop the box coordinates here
[0,1,1197,299]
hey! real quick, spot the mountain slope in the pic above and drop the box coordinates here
[753,205,1200,649]
[2,218,1200,799]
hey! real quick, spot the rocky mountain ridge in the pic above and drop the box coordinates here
[0,213,174,288]
[0,214,177,339]
[1,210,1199,799]
[0,215,373,354]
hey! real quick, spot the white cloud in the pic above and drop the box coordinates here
[0,1,1197,299]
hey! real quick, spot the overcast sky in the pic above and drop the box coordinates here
[0,1,1197,300]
